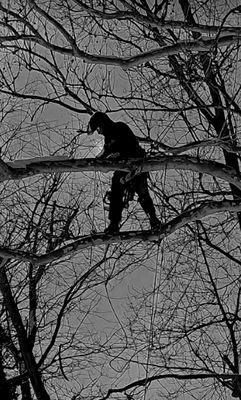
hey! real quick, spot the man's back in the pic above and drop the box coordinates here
[103,121,145,158]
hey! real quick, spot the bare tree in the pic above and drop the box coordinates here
[0,1,241,399]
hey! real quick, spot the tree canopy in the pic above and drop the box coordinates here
[0,1,241,399]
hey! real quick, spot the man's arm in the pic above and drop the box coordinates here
[96,122,143,159]
[96,138,120,159]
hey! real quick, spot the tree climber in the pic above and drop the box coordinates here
[88,112,161,234]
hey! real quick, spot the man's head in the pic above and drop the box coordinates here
[87,112,112,135]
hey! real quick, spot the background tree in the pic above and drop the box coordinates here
[0,0,241,399]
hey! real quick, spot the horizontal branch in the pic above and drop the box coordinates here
[0,247,38,264]
[100,372,240,400]
[0,199,241,265]
[154,139,241,155]
[6,155,241,191]
[0,34,240,67]
[33,199,241,265]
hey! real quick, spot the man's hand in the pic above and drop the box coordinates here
[106,152,121,159]
[96,151,121,159]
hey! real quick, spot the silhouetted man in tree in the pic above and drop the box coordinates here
[88,112,160,234]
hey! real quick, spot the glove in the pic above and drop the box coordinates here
[106,152,121,159]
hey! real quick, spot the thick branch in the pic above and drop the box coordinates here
[0,34,240,67]
[149,139,241,155]
[0,248,37,263]
[0,199,240,265]
[34,199,241,265]
[100,372,240,400]
[7,156,241,192]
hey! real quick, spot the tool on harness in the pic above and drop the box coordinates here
[123,186,135,208]
[103,184,135,211]
[103,190,111,210]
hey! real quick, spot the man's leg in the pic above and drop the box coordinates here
[105,171,126,234]
[134,173,161,230]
